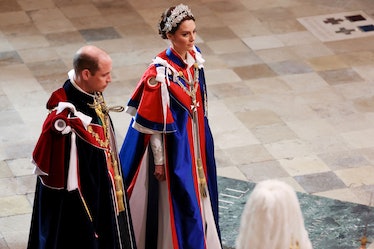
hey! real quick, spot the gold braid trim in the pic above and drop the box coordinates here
[88,93,126,212]
[87,126,109,147]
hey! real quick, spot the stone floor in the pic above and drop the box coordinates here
[0,0,374,248]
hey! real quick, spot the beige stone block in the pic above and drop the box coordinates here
[0,214,31,249]
[252,123,298,144]
[17,47,60,63]
[235,109,283,128]
[206,39,250,54]
[208,101,260,149]
[0,12,30,26]
[264,139,313,160]
[7,35,49,50]
[60,4,101,18]
[0,178,18,197]
[307,55,348,71]
[279,156,330,176]
[276,31,319,46]
[285,118,336,139]
[217,166,247,181]
[0,196,32,217]
[204,68,241,85]
[305,135,350,155]
[229,21,271,37]
[0,161,12,179]
[341,129,374,149]
[0,36,14,53]
[242,35,284,50]
[290,43,334,59]
[7,158,34,177]
[224,144,274,165]
[335,166,374,187]
[254,47,299,63]
[34,18,76,34]
[17,0,55,11]
[245,77,291,95]
[280,72,329,92]
[314,188,360,205]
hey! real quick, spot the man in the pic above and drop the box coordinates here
[27,45,137,249]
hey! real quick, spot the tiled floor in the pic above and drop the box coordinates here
[0,0,374,248]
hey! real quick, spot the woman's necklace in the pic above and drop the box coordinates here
[175,63,199,101]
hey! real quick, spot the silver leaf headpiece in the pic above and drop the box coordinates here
[162,4,193,33]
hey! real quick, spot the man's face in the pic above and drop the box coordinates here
[86,56,112,93]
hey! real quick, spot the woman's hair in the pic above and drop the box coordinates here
[158,4,195,39]
[236,180,313,249]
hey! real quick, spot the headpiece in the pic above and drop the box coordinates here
[162,4,193,33]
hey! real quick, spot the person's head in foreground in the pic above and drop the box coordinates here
[236,179,313,249]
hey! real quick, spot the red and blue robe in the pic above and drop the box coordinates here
[28,79,137,249]
[119,47,221,249]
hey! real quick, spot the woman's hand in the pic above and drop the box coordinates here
[154,165,166,181]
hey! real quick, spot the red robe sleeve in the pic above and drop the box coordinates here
[128,66,176,132]
[32,88,69,189]
[32,109,70,189]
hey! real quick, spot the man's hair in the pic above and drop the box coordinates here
[73,51,99,75]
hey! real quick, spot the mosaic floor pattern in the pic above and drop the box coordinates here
[298,11,374,41]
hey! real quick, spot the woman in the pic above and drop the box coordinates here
[119,4,222,249]
[236,180,313,249]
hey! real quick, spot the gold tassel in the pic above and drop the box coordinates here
[112,157,125,212]
[290,236,300,249]
[114,176,125,211]
[90,93,126,212]
[197,158,207,198]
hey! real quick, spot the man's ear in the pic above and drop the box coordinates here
[82,69,90,81]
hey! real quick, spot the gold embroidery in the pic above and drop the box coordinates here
[87,125,109,147]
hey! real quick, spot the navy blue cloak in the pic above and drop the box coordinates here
[28,80,137,249]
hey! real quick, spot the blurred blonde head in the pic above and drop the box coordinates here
[236,180,313,249]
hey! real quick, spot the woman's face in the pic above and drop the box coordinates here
[167,19,196,58]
